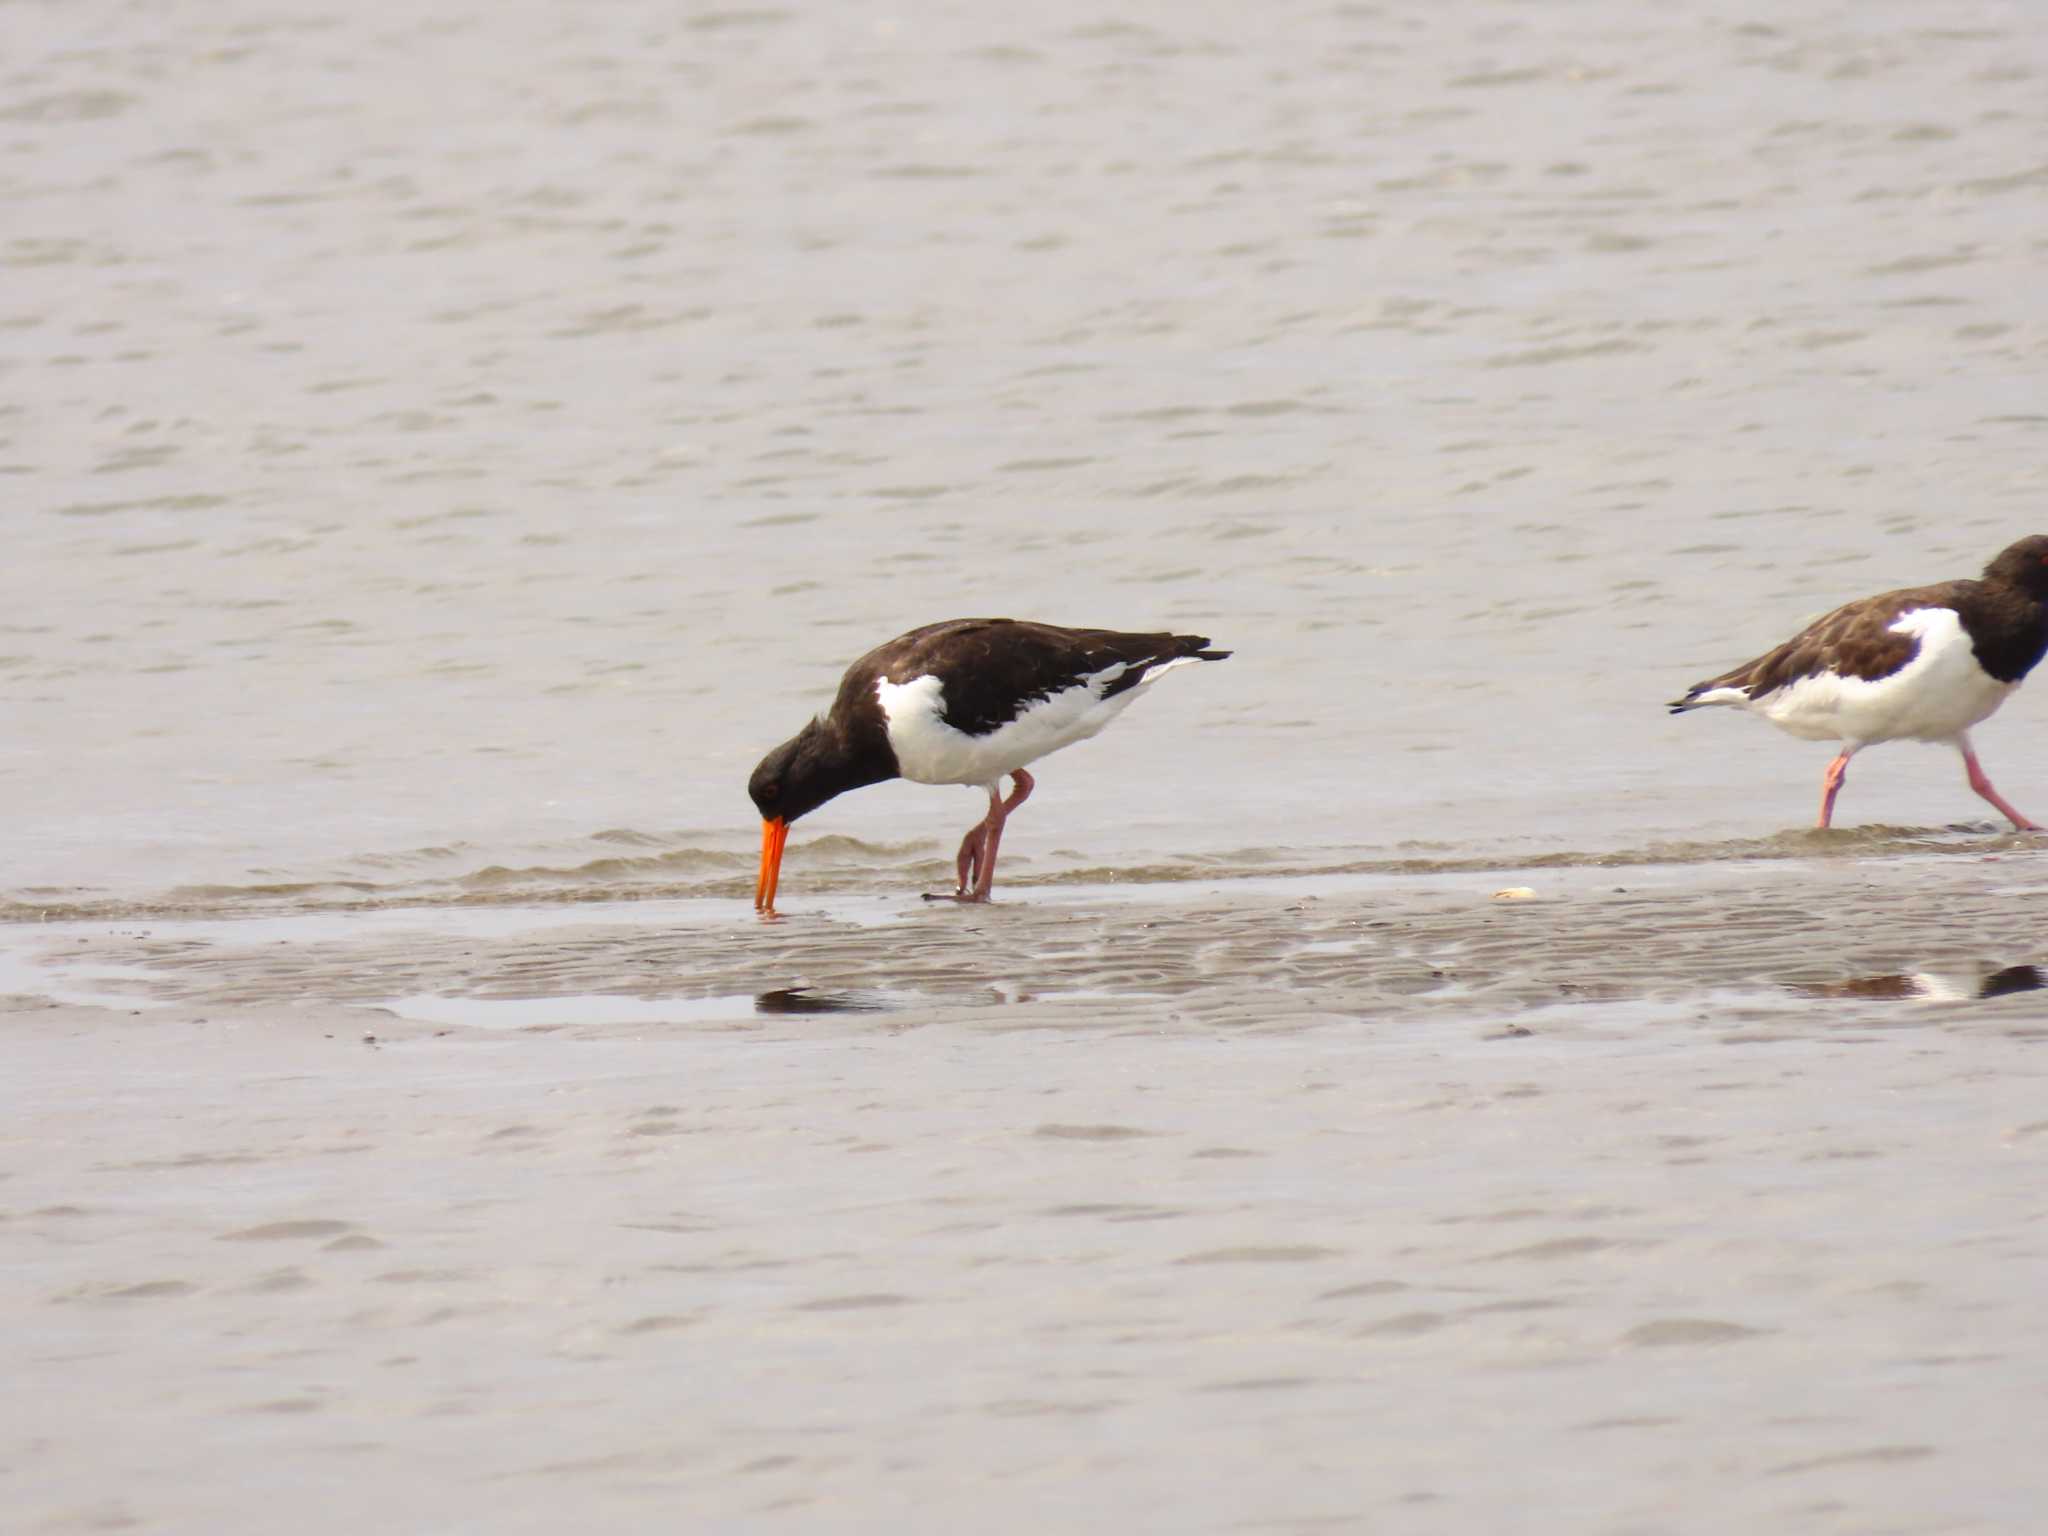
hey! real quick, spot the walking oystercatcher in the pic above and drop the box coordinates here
[1668,535,2048,829]
[748,619,1230,910]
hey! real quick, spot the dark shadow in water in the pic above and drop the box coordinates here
[755,986,894,1015]
[1789,965,2045,1002]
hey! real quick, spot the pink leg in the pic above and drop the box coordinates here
[1001,768,1034,816]
[950,770,1034,902]
[954,818,987,892]
[970,770,1032,899]
[1960,740,2040,831]
[1817,749,1853,829]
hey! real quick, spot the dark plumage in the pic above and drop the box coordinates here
[749,619,1229,911]
[1669,535,2048,829]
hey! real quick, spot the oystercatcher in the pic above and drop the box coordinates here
[749,619,1230,910]
[1669,535,2048,829]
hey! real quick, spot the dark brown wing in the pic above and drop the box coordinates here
[849,619,1229,736]
[1671,580,1973,710]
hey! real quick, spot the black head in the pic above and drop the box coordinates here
[747,720,845,826]
[1983,534,2048,601]
[747,707,900,912]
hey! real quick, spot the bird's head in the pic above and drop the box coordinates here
[748,718,862,913]
[747,719,843,827]
[1987,533,2048,601]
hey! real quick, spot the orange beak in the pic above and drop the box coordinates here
[755,817,789,912]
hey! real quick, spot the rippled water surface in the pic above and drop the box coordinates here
[8,0,2048,909]
[7,0,2048,1531]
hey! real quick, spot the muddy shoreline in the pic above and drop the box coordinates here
[8,857,2048,1533]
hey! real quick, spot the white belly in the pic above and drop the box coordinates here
[1752,607,2016,745]
[875,661,1193,787]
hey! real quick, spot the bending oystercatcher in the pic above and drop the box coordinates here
[1669,535,2048,829]
[749,619,1230,910]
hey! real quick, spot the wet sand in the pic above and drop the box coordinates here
[8,856,2048,1533]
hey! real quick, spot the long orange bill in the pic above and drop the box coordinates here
[755,817,789,912]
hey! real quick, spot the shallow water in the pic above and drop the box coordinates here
[8,0,2048,911]
[6,0,2048,1531]
[9,855,2048,1033]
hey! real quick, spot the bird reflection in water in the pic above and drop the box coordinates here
[1790,964,2045,1002]
[754,987,892,1015]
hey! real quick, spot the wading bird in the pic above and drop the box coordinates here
[749,619,1230,910]
[1669,535,2048,829]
